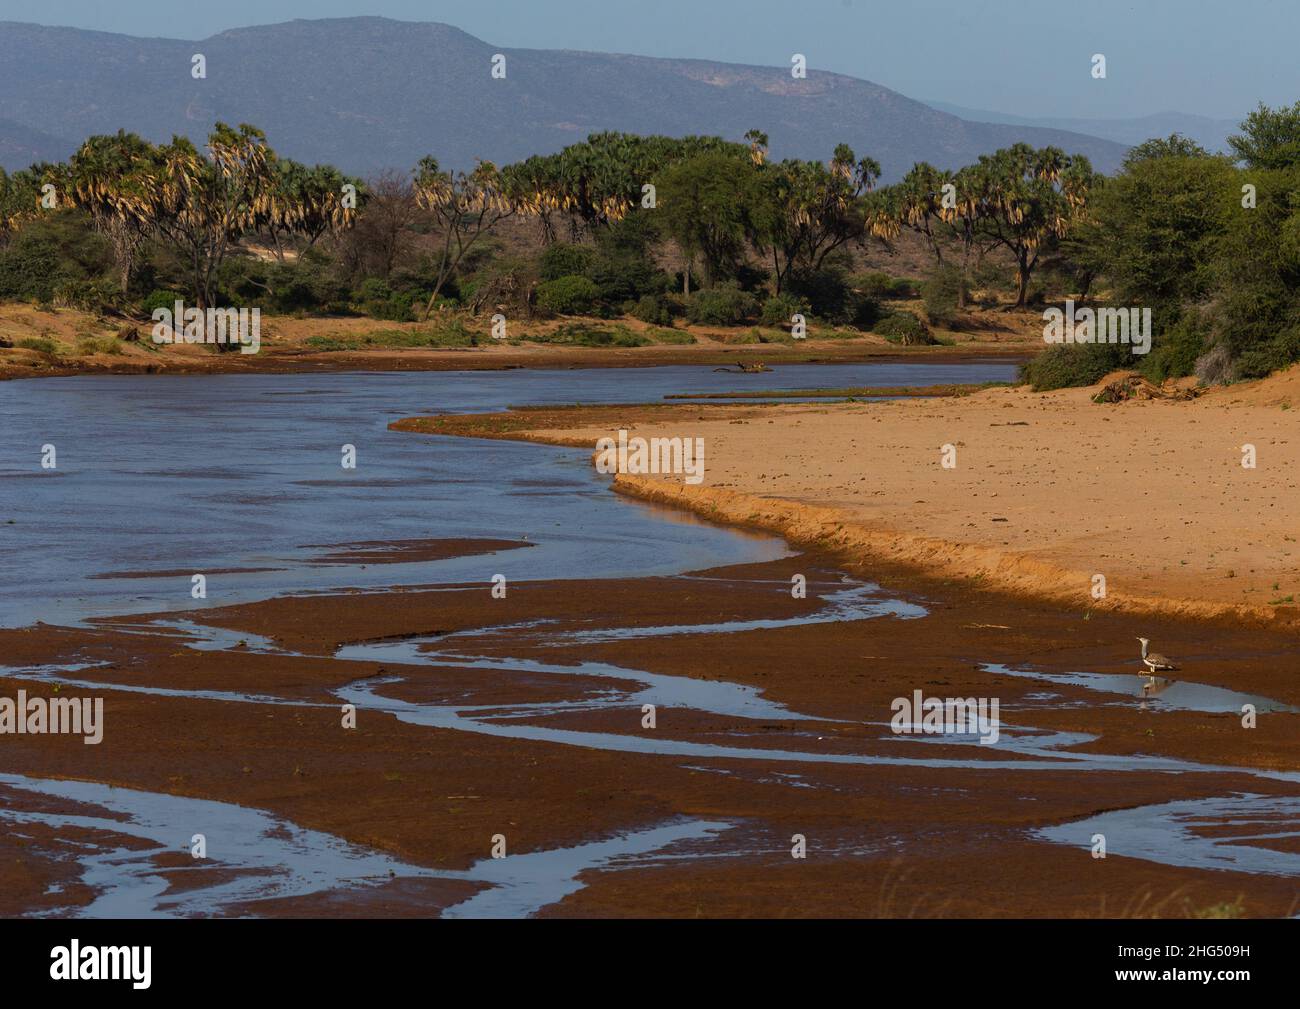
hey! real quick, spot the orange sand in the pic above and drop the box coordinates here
[513,369,1300,624]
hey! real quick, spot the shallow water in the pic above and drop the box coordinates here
[0,771,738,918]
[12,596,1300,788]
[0,363,1015,628]
[0,771,437,917]
[443,818,735,919]
[333,671,1300,783]
[1037,794,1300,878]
[334,580,922,722]
[984,663,1297,714]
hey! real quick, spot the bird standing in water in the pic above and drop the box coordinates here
[1136,637,1179,683]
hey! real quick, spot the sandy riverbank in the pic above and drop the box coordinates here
[393,367,1300,626]
[0,304,1033,380]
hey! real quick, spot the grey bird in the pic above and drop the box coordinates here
[1136,637,1179,683]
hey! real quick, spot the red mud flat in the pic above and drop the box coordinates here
[1,552,1298,918]
[88,567,284,580]
[300,537,532,566]
[80,538,531,580]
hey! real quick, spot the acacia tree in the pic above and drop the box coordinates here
[1228,102,1300,170]
[658,150,762,293]
[413,157,518,320]
[1124,132,1210,168]
[337,170,417,280]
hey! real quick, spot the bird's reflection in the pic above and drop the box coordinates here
[1138,676,1174,708]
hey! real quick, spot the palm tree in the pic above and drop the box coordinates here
[262,161,361,262]
[414,156,519,320]
[143,123,277,317]
[894,162,951,266]
[67,131,155,291]
[978,145,1094,305]
[939,163,993,307]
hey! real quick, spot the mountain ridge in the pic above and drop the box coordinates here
[924,99,1239,155]
[0,16,1130,179]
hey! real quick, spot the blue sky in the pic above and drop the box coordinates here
[1,0,1293,120]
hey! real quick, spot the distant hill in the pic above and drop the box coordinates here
[0,17,1128,179]
[0,117,75,171]
[925,100,1239,157]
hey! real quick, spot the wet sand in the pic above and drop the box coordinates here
[2,548,1298,918]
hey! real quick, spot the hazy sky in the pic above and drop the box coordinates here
[1,0,1292,121]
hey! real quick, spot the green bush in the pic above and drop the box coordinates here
[142,289,185,315]
[305,321,478,352]
[75,335,123,356]
[0,235,61,301]
[0,216,113,303]
[760,292,811,327]
[873,312,934,345]
[366,322,477,348]
[850,294,884,329]
[355,278,423,322]
[630,294,675,326]
[539,243,596,282]
[588,255,667,305]
[584,215,670,303]
[921,265,966,325]
[51,279,124,314]
[1139,313,1207,382]
[1234,327,1300,380]
[536,275,601,316]
[685,283,757,325]
[214,254,352,315]
[853,272,894,301]
[646,327,696,345]
[526,322,649,347]
[16,337,58,354]
[888,277,922,299]
[972,261,1013,293]
[786,268,853,322]
[1019,343,1130,391]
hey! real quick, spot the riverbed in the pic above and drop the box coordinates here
[3,360,1298,919]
